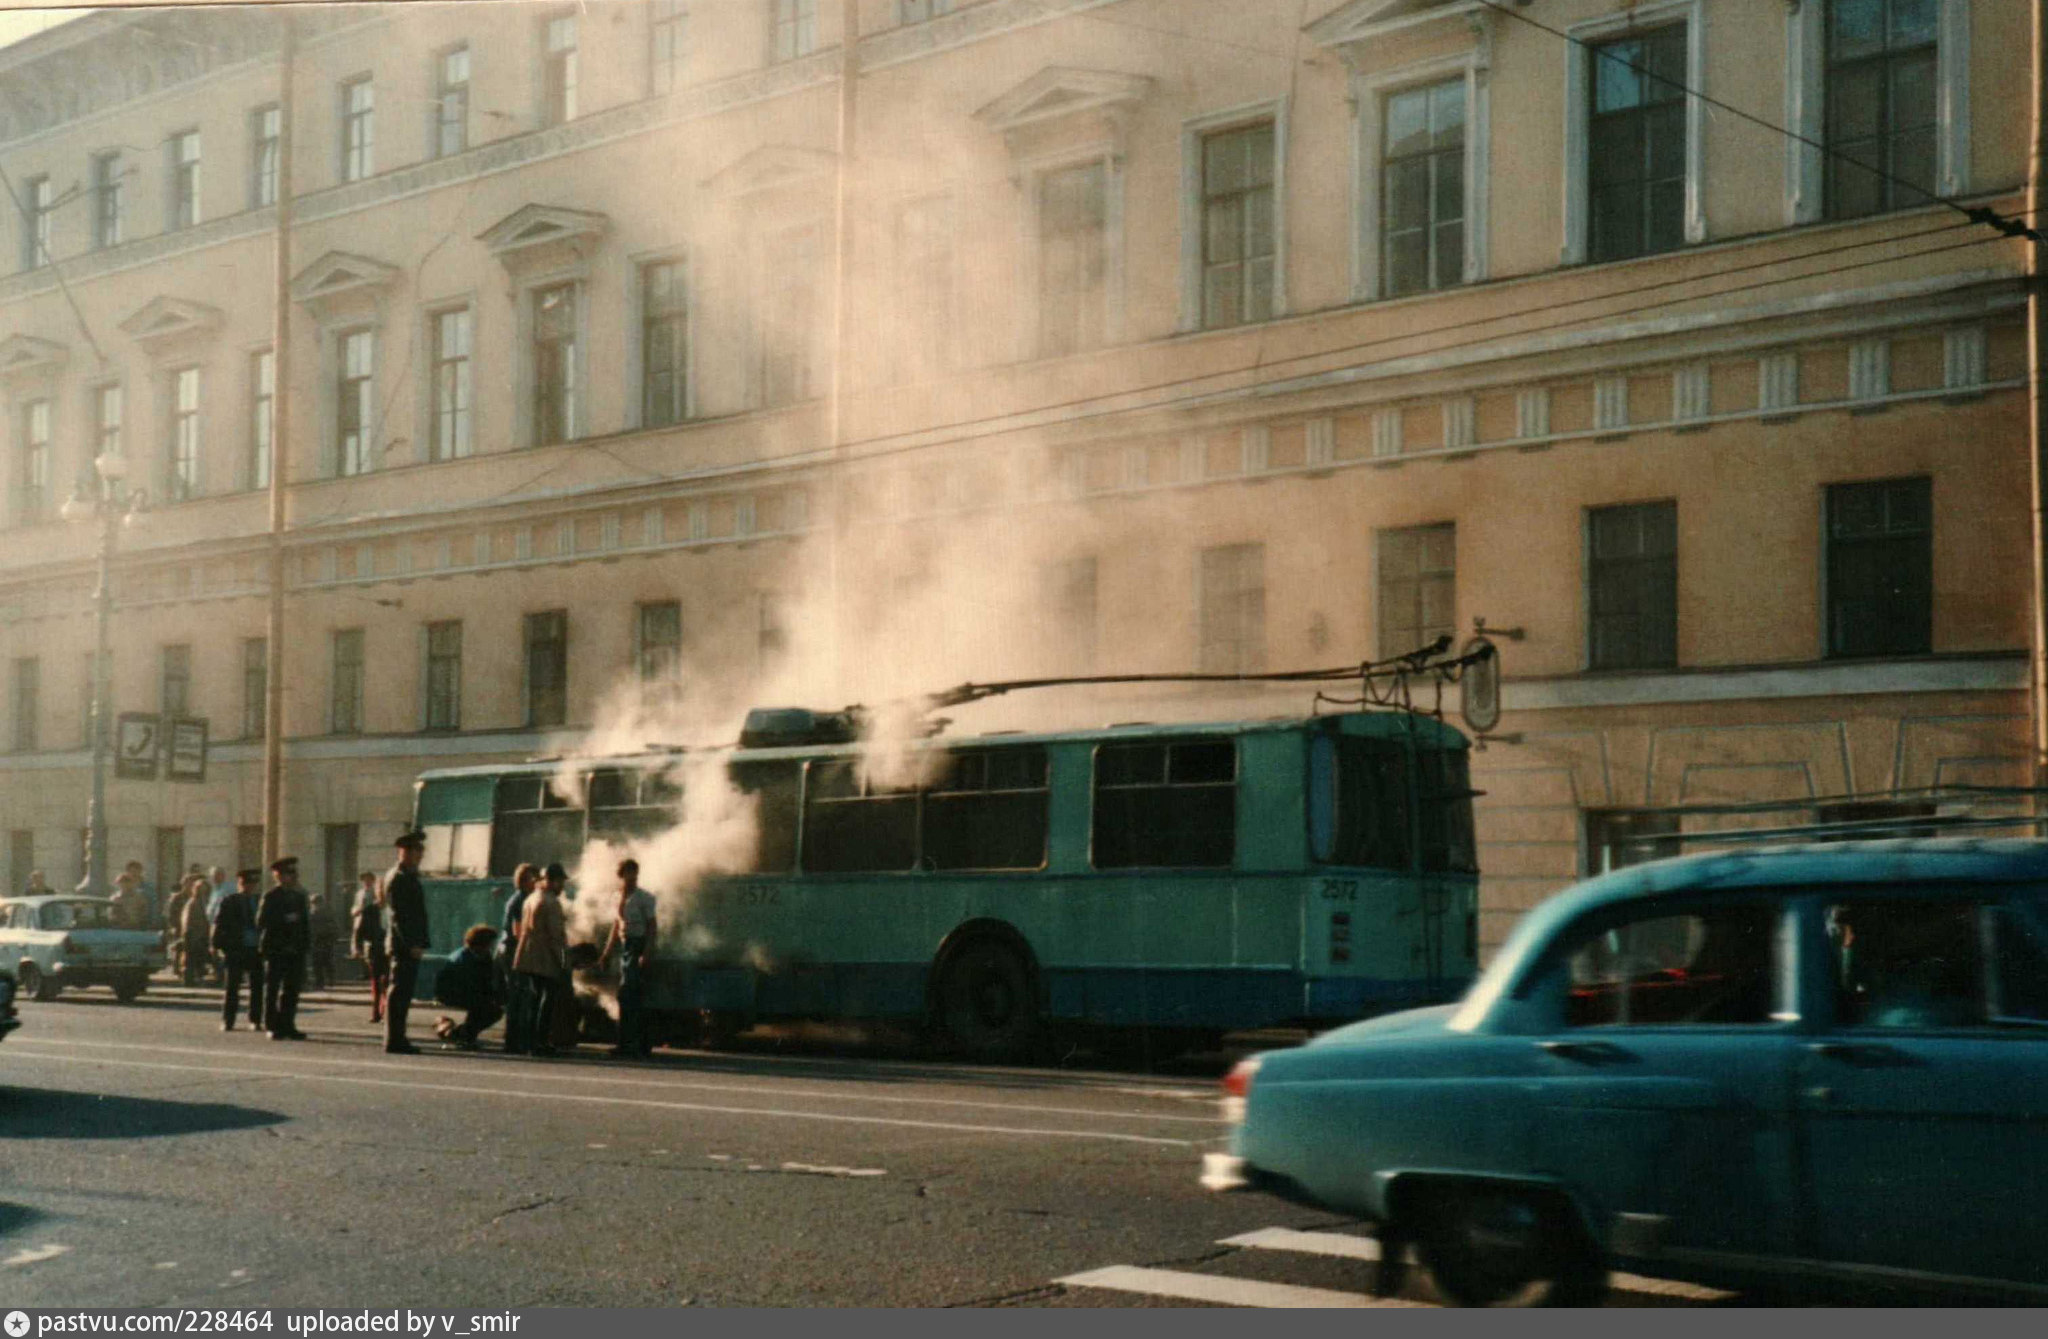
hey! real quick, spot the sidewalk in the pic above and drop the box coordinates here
[143,973,371,1008]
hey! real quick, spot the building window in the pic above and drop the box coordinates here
[167,368,201,501]
[651,0,686,93]
[330,628,364,734]
[894,196,951,380]
[16,399,50,524]
[435,46,470,158]
[1382,79,1465,297]
[900,0,951,21]
[1826,476,1932,658]
[1587,501,1678,671]
[11,657,38,753]
[1826,0,1939,219]
[249,349,274,490]
[532,284,577,445]
[636,601,682,686]
[250,104,280,207]
[92,151,124,249]
[1586,24,1688,263]
[340,77,375,182]
[759,225,822,407]
[160,644,191,719]
[8,829,32,893]
[524,610,568,728]
[424,621,462,731]
[167,129,201,230]
[242,637,267,740]
[1198,121,1277,329]
[543,15,579,125]
[20,175,50,270]
[1584,809,1682,874]
[1037,160,1108,356]
[641,260,689,427]
[771,0,816,62]
[337,329,373,476]
[1197,543,1265,674]
[94,384,123,460]
[1377,523,1455,659]
[430,307,473,461]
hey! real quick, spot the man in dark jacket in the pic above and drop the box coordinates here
[383,830,431,1056]
[257,855,312,1041]
[435,924,505,1050]
[211,869,265,1031]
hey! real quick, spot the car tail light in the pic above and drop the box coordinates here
[1222,1057,1261,1100]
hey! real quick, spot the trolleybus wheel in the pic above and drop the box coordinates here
[112,973,146,1003]
[936,940,1039,1062]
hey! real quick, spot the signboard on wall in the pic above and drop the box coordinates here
[114,713,159,780]
[166,718,208,783]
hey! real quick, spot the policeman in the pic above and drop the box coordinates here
[256,856,312,1041]
[384,830,431,1056]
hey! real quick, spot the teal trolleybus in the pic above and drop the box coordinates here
[410,707,1480,1056]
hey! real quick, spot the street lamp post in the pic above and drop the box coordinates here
[60,452,145,898]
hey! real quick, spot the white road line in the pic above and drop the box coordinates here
[1223,1227,1733,1302]
[2,1245,72,1268]
[1222,1227,1383,1261]
[1056,1265,1429,1309]
[39,1037,1225,1126]
[1,1047,1194,1147]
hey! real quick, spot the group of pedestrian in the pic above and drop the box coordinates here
[209,857,315,1040]
[163,868,226,986]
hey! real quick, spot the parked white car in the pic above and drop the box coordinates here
[0,896,164,1002]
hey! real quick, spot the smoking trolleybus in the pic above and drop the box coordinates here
[409,706,1479,1056]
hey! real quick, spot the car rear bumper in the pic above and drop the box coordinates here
[1199,1154,1342,1214]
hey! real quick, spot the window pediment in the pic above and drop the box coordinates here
[698,145,835,199]
[1307,0,1482,56]
[972,67,1154,136]
[290,250,401,320]
[476,204,610,268]
[0,333,67,388]
[116,295,222,354]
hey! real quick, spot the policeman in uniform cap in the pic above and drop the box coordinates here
[383,830,431,1055]
[256,855,311,1040]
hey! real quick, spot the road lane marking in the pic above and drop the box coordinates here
[1,1048,1195,1147]
[780,1162,886,1177]
[1223,1227,1383,1261]
[39,1037,1225,1125]
[2,1245,71,1268]
[1055,1265,1428,1309]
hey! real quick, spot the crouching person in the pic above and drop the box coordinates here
[435,924,504,1051]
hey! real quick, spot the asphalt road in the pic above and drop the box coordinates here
[0,983,1734,1309]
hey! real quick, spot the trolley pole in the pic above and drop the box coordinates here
[261,13,297,864]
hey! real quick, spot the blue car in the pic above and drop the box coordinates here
[1210,839,2048,1305]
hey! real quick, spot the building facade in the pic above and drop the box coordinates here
[0,0,2034,952]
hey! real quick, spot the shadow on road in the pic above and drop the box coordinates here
[0,1201,48,1238]
[0,1087,287,1140]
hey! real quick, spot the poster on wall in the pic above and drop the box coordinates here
[114,713,159,781]
[166,717,209,783]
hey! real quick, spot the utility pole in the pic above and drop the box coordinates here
[824,0,858,698]
[261,12,296,864]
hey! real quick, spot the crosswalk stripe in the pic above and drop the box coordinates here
[1221,1227,1384,1261]
[1607,1273,1734,1302]
[1056,1265,1429,1309]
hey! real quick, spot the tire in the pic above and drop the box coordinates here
[1412,1186,1606,1308]
[113,974,146,1003]
[18,963,55,1002]
[935,940,1039,1062]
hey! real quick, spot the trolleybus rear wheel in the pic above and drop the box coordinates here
[936,941,1038,1062]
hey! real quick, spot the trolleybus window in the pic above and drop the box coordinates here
[1091,739,1237,869]
[492,773,584,876]
[1418,744,1478,873]
[802,759,918,873]
[1310,735,1476,873]
[924,746,1049,872]
[417,775,493,877]
[731,759,799,873]
[589,768,680,843]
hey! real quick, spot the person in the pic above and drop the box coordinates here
[435,924,505,1050]
[179,877,211,986]
[351,870,390,1024]
[211,869,264,1031]
[162,880,190,976]
[109,871,142,927]
[499,863,540,1055]
[204,866,232,984]
[600,858,659,1059]
[384,831,431,1056]
[257,855,311,1041]
[22,870,50,897]
[308,891,338,990]
[512,863,570,1058]
[124,860,157,927]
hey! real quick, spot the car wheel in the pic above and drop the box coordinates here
[1414,1186,1604,1307]
[113,974,146,1003]
[17,963,55,1002]
[935,940,1038,1062]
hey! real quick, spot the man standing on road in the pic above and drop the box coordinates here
[600,858,658,1059]
[384,830,431,1056]
[499,863,539,1055]
[211,869,264,1031]
[512,863,569,1058]
[257,856,311,1041]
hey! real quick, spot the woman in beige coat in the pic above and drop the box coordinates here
[511,862,570,1056]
